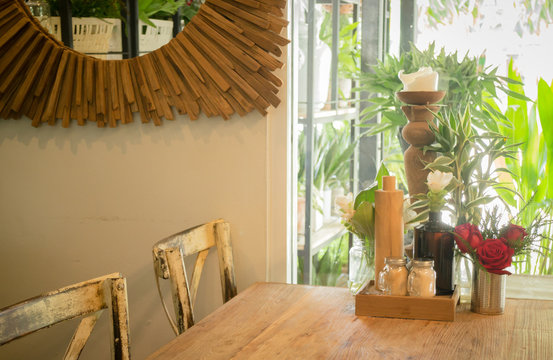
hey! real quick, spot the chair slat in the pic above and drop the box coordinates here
[63,311,103,360]
[106,277,131,360]
[190,249,210,307]
[166,248,194,334]
[214,221,238,302]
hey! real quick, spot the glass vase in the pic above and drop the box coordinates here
[413,211,455,295]
[348,236,374,294]
[471,267,506,314]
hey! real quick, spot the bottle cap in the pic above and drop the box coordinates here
[382,176,396,191]
[412,258,434,267]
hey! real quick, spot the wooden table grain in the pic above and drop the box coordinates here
[147,282,553,360]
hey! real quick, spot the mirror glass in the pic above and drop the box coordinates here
[25,0,202,59]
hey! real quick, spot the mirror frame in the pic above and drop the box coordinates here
[0,0,289,127]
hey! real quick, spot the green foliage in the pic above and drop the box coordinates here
[139,0,188,26]
[537,79,553,199]
[46,0,198,26]
[384,142,407,186]
[423,0,553,37]
[297,235,349,286]
[47,0,121,18]
[419,107,517,226]
[485,61,553,275]
[356,43,529,138]
[319,12,360,78]
[297,122,356,198]
[488,61,549,217]
[181,0,201,25]
[347,164,389,240]
[312,235,348,286]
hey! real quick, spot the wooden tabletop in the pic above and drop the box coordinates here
[147,282,553,359]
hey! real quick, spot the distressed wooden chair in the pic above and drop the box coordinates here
[152,219,237,335]
[0,273,131,360]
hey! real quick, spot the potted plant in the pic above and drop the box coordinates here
[356,43,528,152]
[137,0,190,53]
[45,0,196,57]
[297,122,356,232]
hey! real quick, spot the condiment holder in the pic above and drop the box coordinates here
[354,280,460,322]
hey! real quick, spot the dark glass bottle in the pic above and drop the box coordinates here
[413,211,455,295]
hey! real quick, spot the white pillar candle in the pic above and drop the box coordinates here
[398,67,439,91]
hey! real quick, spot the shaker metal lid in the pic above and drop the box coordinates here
[385,256,407,266]
[411,258,434,267]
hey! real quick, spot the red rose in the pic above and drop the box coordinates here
[454,223,484,253]
[502,223,528,246]
[476,238,514,275]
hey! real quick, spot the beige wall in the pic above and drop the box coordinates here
[0,83,289,360]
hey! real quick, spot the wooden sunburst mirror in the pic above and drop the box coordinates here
[0,0,289,127]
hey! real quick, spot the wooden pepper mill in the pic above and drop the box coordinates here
[374,176,404,281]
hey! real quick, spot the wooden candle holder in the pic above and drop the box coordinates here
[397,91,446,201]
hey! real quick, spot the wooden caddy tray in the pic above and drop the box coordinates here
[355,280,460,322]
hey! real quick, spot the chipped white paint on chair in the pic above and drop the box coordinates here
[0,273,131,359]
[152,219,237,335]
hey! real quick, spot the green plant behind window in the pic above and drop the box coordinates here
[139,0,188,26]
[46,0,197,25]
[47,0,121,18]
[297,234,349,286]
[180,0,201,25]
[319,11,360,79]
[484,60,553,274]
[297,122,356,201]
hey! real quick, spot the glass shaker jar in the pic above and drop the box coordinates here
[408,258,436,297]
[377,257,408,295]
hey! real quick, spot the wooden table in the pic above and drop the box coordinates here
[147,282,553,359]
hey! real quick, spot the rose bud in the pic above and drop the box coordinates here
[502,224,528,244]
[454,223,484,253]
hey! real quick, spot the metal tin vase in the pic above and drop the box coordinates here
[471,268,506,315]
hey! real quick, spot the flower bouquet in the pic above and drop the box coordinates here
[335,165,390,293]
[454,214,535,276]
[335,186,377,293]
[453,207,548,314]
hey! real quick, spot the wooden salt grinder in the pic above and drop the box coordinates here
[375,176,404,281]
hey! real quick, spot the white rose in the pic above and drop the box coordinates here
[427,170,453,193]
[398,67,439,91]
[335,193,355,222]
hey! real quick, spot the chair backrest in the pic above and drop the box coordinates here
[0,273,131,360]
[152,219,237,335]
